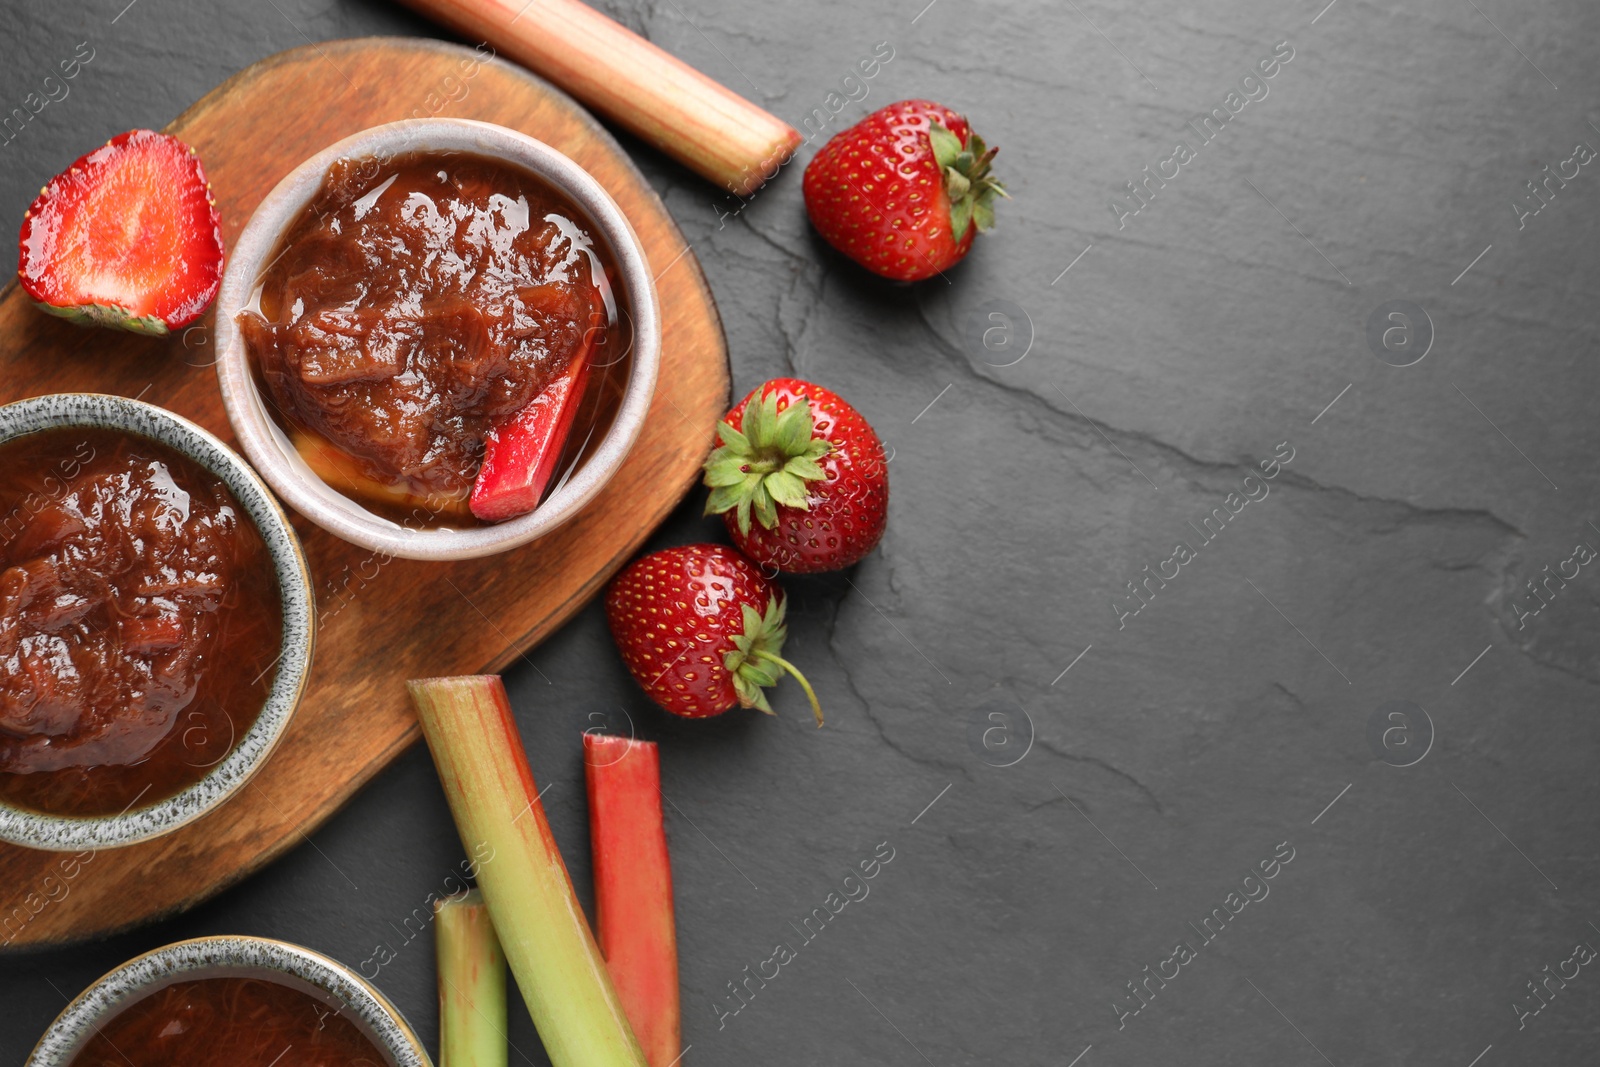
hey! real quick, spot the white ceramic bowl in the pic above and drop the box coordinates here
[214,118,661,561]
[26,935,431,1067]
[0,394,315,850]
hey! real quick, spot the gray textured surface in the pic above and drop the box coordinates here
[3,0,1600,1064]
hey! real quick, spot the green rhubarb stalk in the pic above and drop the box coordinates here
[435,890,507,1067]
[408,675,648,1067]
[584,735,681,1067]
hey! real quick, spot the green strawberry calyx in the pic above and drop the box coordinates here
[927,121,1008,244]
[702,389,833,536]
[726,594,825,726]
[31,298,171,336]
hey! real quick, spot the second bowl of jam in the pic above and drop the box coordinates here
[27,936,430,1067]
[217,120,661,560]
[0,395,315,850]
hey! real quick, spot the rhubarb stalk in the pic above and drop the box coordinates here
[408,675,648,1067]
[391,0,801,196]
[470,334,594,522]
[435,890,508,1067]
[583,735,680,1067]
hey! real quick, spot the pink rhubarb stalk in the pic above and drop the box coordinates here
[584,735,681,1067]
[470,341,594,522]
[408,675,647,1067]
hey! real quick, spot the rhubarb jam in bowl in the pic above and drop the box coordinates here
[215,119,661,561]
[0,395,314,850]
[27,936,429,1067]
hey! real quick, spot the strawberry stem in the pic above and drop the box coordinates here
[928,121,1005,243]
[703,390,832,535]
[751,650,824,727]
[727,595,825,722]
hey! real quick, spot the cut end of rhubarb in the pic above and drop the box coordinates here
[406,675,503,705]
[726,126,804,198]
[583,732,652,769]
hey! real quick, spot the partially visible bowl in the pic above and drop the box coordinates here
[26,935,431,1066]
[214,118,662,561]
[0,393,314,851]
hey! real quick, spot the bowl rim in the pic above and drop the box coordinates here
[214,117,662,561]
[25,934,431,1067]
[0,393,315,851]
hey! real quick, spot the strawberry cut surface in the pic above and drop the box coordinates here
[18,129,224,335]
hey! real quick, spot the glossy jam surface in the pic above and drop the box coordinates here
[0,428,282,816]
[67,976,390,1067]
[238,151,616,519]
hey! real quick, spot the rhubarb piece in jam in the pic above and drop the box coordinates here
[0,427,282,817]
[67,976,389,1067]
[237,151,623,524]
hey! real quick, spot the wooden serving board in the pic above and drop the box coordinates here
[0,37,729,948]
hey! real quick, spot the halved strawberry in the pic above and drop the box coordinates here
[17,129,224,336]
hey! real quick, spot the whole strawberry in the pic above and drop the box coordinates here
[803,99,1004,281]
[606,544,822,724]
[702,379,887,573]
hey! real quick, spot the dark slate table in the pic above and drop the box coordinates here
[4,0,1599,1063]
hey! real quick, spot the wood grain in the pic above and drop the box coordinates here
[0,37,729,949]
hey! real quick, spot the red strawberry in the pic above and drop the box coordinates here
[605,544,822,725]
[702,379,887,573]
[803,99,1005,282]
[18,129,224,336]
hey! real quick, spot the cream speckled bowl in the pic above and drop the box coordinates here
[26,936,431,1067]
[0,394,314,851]
[214,118,661,561]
